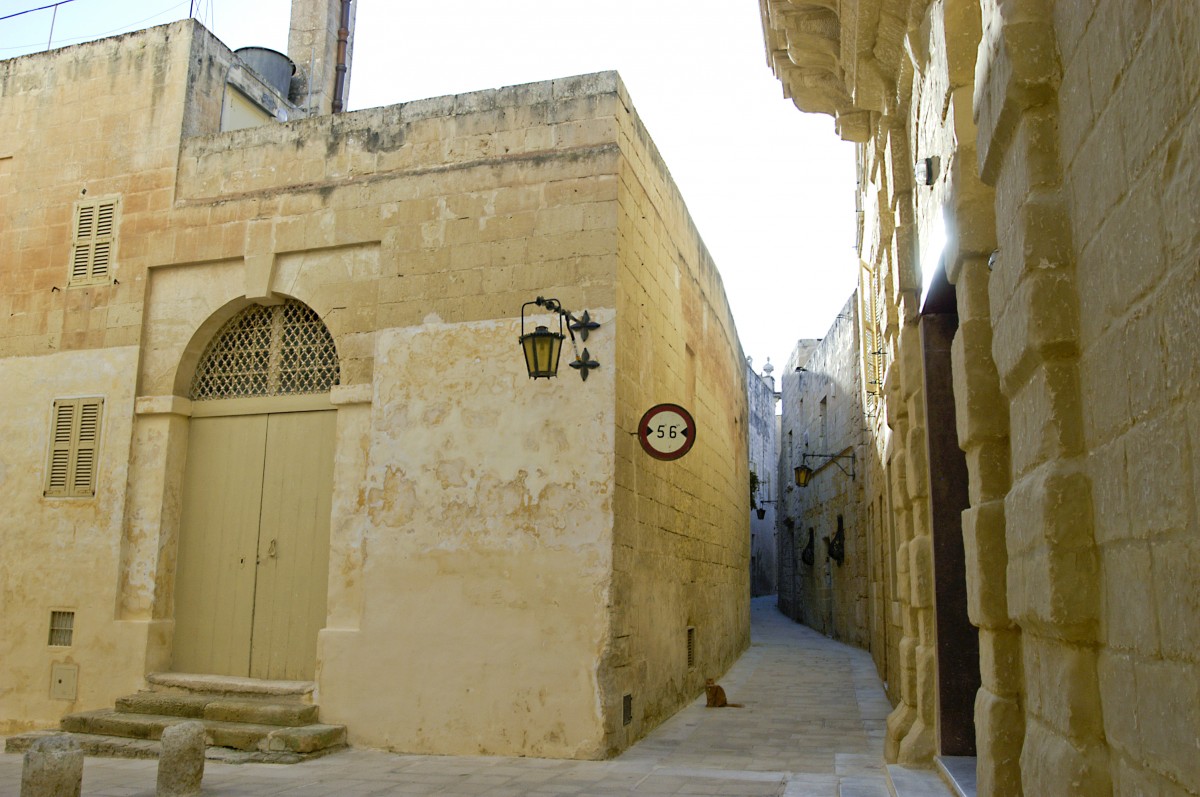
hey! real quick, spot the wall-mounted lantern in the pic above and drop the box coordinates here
[828,516,845,565]
[519,296,600,381]
[794,450,856,487]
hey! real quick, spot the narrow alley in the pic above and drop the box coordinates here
[1,598,947,797]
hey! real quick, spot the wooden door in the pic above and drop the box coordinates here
[173,415,267,676]
[173,409,335,680]
[249,410,335,680]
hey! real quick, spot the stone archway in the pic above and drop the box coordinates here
[172,300,339,680]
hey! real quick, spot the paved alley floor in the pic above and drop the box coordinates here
[0,598,895,796]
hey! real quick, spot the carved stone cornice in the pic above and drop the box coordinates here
[760,0,923,142]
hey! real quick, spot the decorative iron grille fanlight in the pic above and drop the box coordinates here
[190,301,339,401]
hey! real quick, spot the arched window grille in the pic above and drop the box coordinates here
[190,301,340,401]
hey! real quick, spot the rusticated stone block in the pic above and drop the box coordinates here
[1006,360,1085,479]
[1020,718,1111,797]
[909,534,934,610]
[1151,536,1200,662]
[886,702,917,763]
[979,628,1022,698]
[157,721,205,797]
[966,441,1011,505]
[915,643,938,725]
[1131,657,1200,788]
[962,500,1009,627]
[21,735,82,797]
[1022,635,1104,742]
[951,319,1007,448]
[975,688,1024,797]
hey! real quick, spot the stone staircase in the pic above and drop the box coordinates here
[5,673,346,764]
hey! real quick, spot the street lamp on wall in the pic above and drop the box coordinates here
[519,296,600,381]
[793,450,856,487]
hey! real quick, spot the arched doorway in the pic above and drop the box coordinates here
[172,300,339,680]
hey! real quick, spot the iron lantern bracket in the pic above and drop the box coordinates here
[520,296,601,381]
[800,450,856,481]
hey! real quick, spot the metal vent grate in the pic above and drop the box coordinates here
[48,611,74,646]
[190,301,339,400]
[687,626,696,669]
[622,693,633,726]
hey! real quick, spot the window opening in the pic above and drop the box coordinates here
[69,198,117,286]
[48,611,74,646]
[44,398,104,497]
[190,301,340,400]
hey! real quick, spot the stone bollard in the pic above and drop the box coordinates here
[157,721,206,797]
[21,735,83,797]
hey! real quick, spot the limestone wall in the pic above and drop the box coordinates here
[763,1,1200,795]
[777,294,868,646]
[0,21,200,357]
[1,18,747,759]
[747,362,778,597]
[608,78,750,753]
[0,20,204,734]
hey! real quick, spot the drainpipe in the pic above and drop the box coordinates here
[331,0,352,112]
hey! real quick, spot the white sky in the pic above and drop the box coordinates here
[1,0,859,374]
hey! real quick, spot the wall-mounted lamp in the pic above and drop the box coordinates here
[793,450,856,487]
[519,296,601,381]
[915,155,940,186]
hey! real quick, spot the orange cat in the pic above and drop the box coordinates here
[704,678,743,708]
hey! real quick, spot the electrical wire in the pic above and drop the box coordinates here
[0,0,191,51]
[0,0,80,23]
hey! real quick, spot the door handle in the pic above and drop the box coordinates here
[267,539,277,558]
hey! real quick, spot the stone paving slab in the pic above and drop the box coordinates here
[0,598,941,796]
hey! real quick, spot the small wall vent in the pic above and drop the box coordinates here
[48,611,74,646]
[622,693,633,726]
[686,626,696,669]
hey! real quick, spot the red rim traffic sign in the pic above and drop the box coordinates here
[638,404,696,461]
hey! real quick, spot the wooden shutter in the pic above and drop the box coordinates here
[45,401,75,496]
[44,398,103,497]
[68,199,117,286]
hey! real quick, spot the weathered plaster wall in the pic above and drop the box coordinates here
[609,77,750,753]
[317,317,616,758]
[0,348,148,732]
[777,295,868,645]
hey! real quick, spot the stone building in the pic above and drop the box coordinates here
[0,2,750,760]
[747,357,779,596]
[761,1,1200,796]
[775,295,870,650]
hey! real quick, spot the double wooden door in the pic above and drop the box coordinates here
[173,409,335,680]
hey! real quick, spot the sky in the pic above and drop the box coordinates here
[0,0,859,375]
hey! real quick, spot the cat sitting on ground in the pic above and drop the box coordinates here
[704,678,743,708]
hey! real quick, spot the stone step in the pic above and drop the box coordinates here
[115,692,319,726]
[887,764,955,797]
[4,731,341,764]
[144,672,315,703]
[59,709,346,755]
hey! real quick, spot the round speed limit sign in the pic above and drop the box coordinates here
[638,403,696,461]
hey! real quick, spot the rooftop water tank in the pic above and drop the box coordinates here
[234,47,296,98]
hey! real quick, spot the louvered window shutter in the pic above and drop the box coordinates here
[68,199,117,286]
[44,398,103,497]
[71,399,103,497]
[45,401,76,496]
